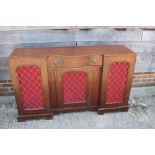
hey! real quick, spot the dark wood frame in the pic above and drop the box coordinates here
[8,45,136,121]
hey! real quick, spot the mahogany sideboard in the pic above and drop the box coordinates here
[8,45,136,121]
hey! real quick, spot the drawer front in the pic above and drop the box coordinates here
[47,55,102,68]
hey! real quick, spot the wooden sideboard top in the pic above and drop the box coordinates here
[9,45,136,58]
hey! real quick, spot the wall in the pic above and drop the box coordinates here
[0,26,155,95]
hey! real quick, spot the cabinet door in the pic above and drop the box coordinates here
[54,66,100,109]
[100,55,136,109]
[9,57,51,117]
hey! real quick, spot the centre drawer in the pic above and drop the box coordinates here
[47,55,103,68]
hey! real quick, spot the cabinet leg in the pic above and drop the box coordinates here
[120,107,129,112]
[17,117,25,122]
[97,109,105,115]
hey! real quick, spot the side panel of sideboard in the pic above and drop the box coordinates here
[98,54,136,114]
[9,57,52,121]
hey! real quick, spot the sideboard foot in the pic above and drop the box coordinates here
[97,106,129,115]
[17,113,53,122]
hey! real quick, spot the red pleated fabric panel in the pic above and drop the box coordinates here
[106,62,129,104]
[63,72,87,103]
[16,66,44,109]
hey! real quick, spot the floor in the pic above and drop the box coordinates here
[0,86,155,129]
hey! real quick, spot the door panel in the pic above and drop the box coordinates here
[63,72,88,103]
[100,55,136,108]
[55,66,100,108]
[16,65,45,110]
[105,62,129,104]
[9,57,51,115]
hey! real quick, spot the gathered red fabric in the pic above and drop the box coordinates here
[17,66,44,109]
[106,62,129,104]
[63,72,87,103]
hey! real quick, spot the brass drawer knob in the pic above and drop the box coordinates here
[92,58,96,64]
